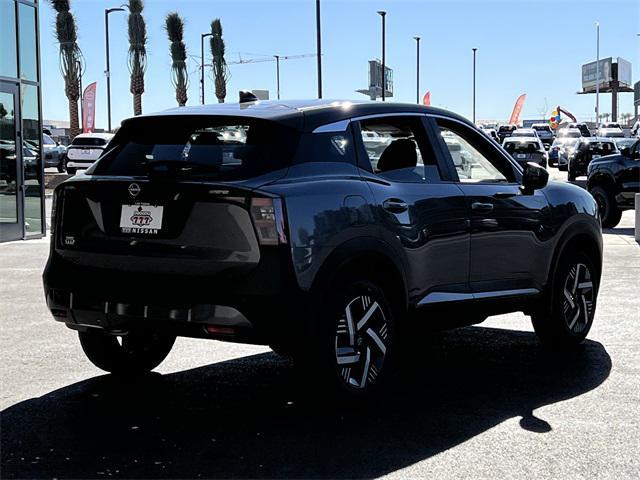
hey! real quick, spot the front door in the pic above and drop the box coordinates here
[434,117,551,294]
[0,82,23,242]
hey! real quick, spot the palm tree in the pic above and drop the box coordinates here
[165,12,188,106]
[209,19,229,103]
[127,0,147,115]
[49,0,84,139]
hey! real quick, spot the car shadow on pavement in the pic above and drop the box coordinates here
[603,227,635,237]
[1,326,611,479]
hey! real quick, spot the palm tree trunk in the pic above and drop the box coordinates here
[133,93,142,116]
[69,98,80,138]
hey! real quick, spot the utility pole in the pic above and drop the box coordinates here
[472,48,477,123]
[201,32,213,104]
[378,11,386,101]
[414,36,420,104]
[595,22,600,131]
[274,55,281,99]
[316,0,322,98]
[105,6,125,132]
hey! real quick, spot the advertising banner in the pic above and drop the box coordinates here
[508,93,526,125]
[82,82,97,133]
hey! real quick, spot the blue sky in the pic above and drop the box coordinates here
[39,0,639,128]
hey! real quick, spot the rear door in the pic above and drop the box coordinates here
[352,114,470,303]
[432,117,552,293]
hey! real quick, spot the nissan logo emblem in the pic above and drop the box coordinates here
[128,183,141,197]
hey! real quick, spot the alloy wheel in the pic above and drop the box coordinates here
[334,294,389,389]
[561,263,594,334]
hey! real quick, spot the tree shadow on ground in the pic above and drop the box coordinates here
[1,326,611,479]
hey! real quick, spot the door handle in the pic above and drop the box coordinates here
[471,202,494,213]
[383,198,409,213]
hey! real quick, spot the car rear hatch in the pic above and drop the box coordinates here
[53,114,300,279]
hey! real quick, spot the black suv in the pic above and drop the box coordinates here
[44,100,603,398]
[567,137,618,181]
[588,138,639,228]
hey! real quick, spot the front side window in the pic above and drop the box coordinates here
[356,116,440,183]
[437,120,516,183]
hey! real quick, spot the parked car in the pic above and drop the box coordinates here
[42,133,67,172]
[597,127,625,138]
[65,133,114,174]
[587,138,639,228]
[549,137,578,169]
[479,126,499,143]
[510,128,539,139]
[502,137,547,168]
[530,123,555,149]
[497,124,517,143]
[567,137,618,181]
[44,100,603,399]
[565,123,591,137]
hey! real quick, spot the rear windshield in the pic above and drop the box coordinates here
[72,137,108,146]
[504,141,541,153]
[559,130,581,138]
[579,141,617,155]
[498,126,515,133]
[532,126,551,133]
[92,117,300,180]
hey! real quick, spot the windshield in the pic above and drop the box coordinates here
[43,134,56,145]
[92,116,299,180]
[532,126,551,133]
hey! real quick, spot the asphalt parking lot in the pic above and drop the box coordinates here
[1,169,638,479]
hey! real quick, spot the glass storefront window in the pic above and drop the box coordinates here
[21,83,42,235]
[19,2,38,82]
[0,90,19,233]
[1,0,18,78]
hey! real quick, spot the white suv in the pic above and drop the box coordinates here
[65,133,114,174]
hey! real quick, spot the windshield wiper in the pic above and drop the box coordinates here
[145,159,220,176]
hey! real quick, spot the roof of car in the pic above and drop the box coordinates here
[128,99,472,132]
[74,133,114,139]
[504,136,540,143]
[580,136,618,143]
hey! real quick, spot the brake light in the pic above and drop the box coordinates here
[250,197,288,245]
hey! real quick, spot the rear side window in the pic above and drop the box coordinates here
[294,130,355,165]
[92,116,299,180]
[72,137,108,146]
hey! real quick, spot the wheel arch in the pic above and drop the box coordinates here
[587,171,615,192]
[309,237,409,317]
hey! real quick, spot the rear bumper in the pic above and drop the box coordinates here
[43,248,307,344]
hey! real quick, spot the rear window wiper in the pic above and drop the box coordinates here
[145,159,220,176]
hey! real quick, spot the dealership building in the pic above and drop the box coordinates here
[0,0,44,242]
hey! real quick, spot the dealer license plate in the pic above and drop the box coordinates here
[120,203,164,234]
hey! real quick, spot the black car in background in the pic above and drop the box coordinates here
[497,124,517,143]
[566,123,591,137]
[44,100,603,399]
[568,137,618,181]
[502,137,547,168]
[588,138,639,228]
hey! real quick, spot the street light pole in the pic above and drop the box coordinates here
[274,55,281,99]
[105,7,125,132]
[377,11,386,101]
[201,32,213,105]
[595,22,600,130]
[316,0,322,99]
[472,47,477,124]
[414,36,420,104]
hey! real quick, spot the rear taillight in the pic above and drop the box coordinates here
[250,197,288,245]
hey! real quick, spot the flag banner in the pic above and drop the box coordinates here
[423,91,431,106]
[508,93,526,125]
[82,82,97,133]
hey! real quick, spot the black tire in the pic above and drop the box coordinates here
[57,154,66,173]
[558,164,567,172]
[66,166,76,175]
[78,329,176,374]
[590,185,622,228]
[567,165,576,181]
[532,250,598,347]
[297,277,397,400]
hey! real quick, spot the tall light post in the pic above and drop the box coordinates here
[377,11,386,101]
[472,47,477,123]
[414,36,420,104]
[316,0,322,99]
[595,22,600,130]
[105,6,125,132]
[274,55,281,99]
[201,32,213,104]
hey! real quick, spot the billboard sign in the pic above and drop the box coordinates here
[616,57,632,88]
[582,57,612,91]
[368,59,393,97]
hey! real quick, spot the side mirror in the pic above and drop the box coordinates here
[521,162,548,193]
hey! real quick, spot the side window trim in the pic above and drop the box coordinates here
[422,116,459,182]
